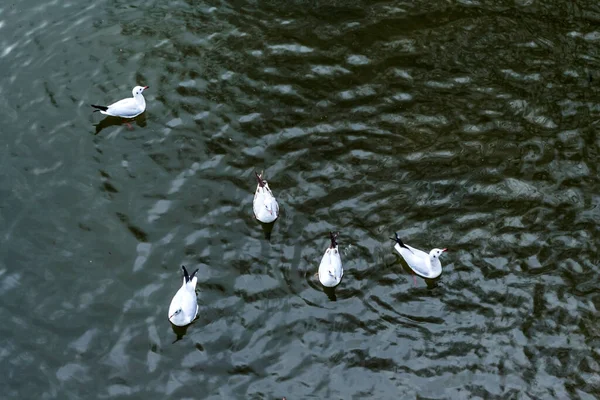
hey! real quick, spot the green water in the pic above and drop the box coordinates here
[1,0,599,398]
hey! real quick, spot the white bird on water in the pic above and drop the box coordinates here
[168,266,199,327]
[91,85,149,118]
[253,171,279,224]
[391,233,447,279]
[318,232,343,287]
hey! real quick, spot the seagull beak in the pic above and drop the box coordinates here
[441,248,448,252]
[169,313,175,319]
[143,86,149,90]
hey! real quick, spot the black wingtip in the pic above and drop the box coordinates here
[190,268,199,281]
[390,233,414,254]
[181,265,190,283]
[329,231,339,248]
[390,232,403,245]
[91,104,108,112]
[255,171,265,187]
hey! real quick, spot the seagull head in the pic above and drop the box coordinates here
[429,248,447,260]
[169,308,182,320]
[132,85,149,96]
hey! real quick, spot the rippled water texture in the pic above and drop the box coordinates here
[1,0,600,398]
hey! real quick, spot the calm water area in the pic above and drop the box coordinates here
[1,0,599,399]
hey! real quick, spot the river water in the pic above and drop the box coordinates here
[1,0,599,398]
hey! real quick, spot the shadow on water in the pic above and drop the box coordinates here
[423,278,439,290]
[323,285,337,301]
[258,220,275,241]
[93,113,147,135]
[170,322,192,344]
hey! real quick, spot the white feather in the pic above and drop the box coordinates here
[392,236,446,279]
[96,85,148,118]
[253,172,279,223]
[168,267,198,327]
[318,234,343,287]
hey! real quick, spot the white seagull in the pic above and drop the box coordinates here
[318,232,343,287]
[91,85,149,118]
[391,233,447,279]
[253,171,279,224]
[168,265,199,327]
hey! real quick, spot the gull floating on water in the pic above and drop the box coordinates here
[91,85,149,118]
[168,265,199,327]
[318,232,343,287]
[390,233,446,279]
[253,171,279,224]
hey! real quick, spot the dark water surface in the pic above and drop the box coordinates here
[1,0,600,398]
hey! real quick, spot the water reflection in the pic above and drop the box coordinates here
[170,321,192,344]
[257,219,275,241]
[93,113,147,135]
[423,278,439,290]
[323,285,337,301]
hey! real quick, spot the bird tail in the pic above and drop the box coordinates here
[255,171,265,188]
[190,268,199,281]
[181,265,199,283]
[91,104,108,112]
[390,232,414,254]
[329,231,339,249]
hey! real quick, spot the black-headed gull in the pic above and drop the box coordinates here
[318,232,343,287]
[91,85,149,118]
[253,171,279,224]
[168,265,199,327]
[390,233,447,279]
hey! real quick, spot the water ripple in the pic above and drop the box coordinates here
[0,0,599,398]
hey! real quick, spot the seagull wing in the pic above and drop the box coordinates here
[106,98,142,118]
[397,244,430,277]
